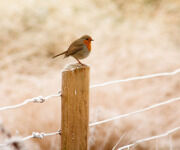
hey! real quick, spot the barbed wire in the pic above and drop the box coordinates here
[90,68,180,88]
[1,68,180,148]
[117,126,180,150]
[0,93,61,111]
[89,96,180,127]
[0,130,61,147]
[1,68,180,112]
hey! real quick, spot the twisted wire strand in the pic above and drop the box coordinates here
[118,126,180,150]
[0,93,61,111]
[0,130,61,147]
[89,96,180,127]
[90,68,180,88]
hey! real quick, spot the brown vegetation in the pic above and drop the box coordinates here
[0,0,180,149]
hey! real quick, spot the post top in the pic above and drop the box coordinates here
[63,63,89,72]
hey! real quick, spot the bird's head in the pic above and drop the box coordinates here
[81,35,94,51]
[81,35,94,41]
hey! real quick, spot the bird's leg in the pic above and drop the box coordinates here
[74,57,84,65]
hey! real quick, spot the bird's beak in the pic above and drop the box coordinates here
[91,39,94,41]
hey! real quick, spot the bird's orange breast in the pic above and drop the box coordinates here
[84,40,91,51]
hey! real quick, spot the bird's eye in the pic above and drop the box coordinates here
[86,38,89,40]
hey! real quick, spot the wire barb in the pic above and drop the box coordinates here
[32,132,45,139]
[33,96,45,103]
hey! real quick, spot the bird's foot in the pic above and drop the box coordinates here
[79,62,86,66]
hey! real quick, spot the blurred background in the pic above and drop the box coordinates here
[0,0,180,149]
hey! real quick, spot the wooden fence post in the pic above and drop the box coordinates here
[61,64,89,150]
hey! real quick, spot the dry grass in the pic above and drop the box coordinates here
[0,0,180,149]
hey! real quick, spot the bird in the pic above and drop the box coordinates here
[52,35,94,65]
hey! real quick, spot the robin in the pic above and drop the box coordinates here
[52,35,94,65]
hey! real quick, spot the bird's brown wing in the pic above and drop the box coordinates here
[66,39,84,56]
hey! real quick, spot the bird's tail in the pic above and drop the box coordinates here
[52,51,67,59]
